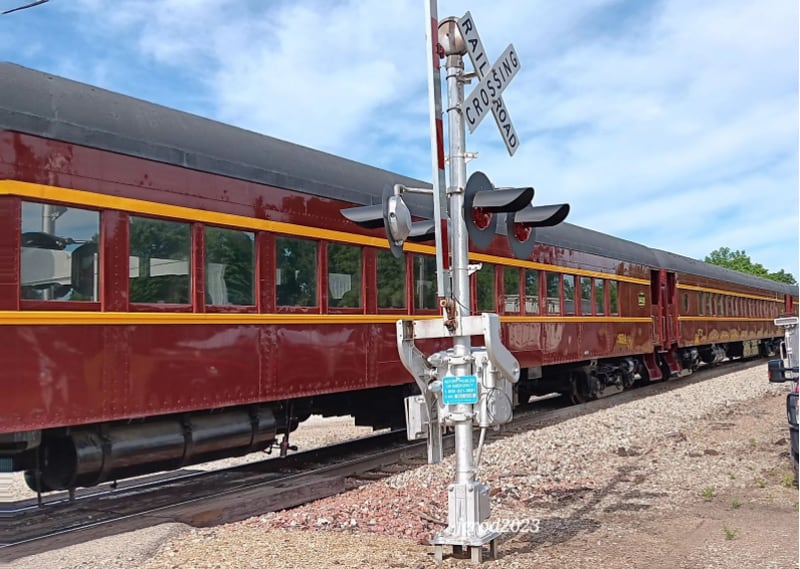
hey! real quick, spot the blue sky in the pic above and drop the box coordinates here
[2,0,798,277]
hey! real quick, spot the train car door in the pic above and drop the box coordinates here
[650,269,679,347]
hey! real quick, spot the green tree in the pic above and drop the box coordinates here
[768,269,797,285]
[705,247,796,285]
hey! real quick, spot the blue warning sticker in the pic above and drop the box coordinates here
[442,375,479,405]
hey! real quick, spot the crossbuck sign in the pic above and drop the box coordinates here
[457,11,520,156]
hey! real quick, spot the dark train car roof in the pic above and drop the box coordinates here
[651,249,797,296]
[1,63,796,297]
[0,62,426,209]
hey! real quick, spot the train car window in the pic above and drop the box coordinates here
[276,236,318,307]
[545,272,560,315]
[682,293,689,313]
[21,201,100,302]
[580,277,592,315]
[698,292,704,316]
[376,249,405,309]
[594,278,605,315]
[717,295,723,317]
[205,227,255,306]
[328,243,362,309]
[503,267,520,313]
[563,274,575,315]
[476,264,495,312]
[524,269,540,314]
[609,280,619,315]
[129,216,191,304]
[707,294,714,316]
[413,255,436,310]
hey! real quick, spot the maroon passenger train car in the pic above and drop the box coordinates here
[0,64,797,491]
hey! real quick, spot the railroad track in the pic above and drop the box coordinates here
[0,358,763,563]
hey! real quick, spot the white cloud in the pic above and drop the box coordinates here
[4,0,798,276]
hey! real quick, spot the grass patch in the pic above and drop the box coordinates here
[731,497,742,509]
[782,474,795,488]
[755,478,767,488]
[724,525,739,540]
[701,486,716,501]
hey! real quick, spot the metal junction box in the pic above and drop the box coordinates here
[404,395,428,441]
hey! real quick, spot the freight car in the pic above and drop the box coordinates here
[0,63,796,492]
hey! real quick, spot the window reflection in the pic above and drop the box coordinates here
[329,243,362,308]
[377,250,405,309]
[276,236,318,307]
[129,216,191,304]
[20,201,100,301]
[206,226,255,306]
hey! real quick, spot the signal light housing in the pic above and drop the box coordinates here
[506,202,570,259]
[341,172,569,262]
[464,171,533,250]
[465,170,569,259]
[341,185,435,258]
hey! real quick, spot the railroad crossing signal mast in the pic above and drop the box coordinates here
[343,4,569,564]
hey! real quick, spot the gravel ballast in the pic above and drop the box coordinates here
[7,365,798,568]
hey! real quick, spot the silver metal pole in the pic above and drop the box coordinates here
[41,204,55,234]
[424,0,450,300]
[445,50,474,488]
[41,204,56,300]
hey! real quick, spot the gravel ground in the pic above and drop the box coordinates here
[7,366,798,568]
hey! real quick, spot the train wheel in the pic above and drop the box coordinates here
[566,371,596,405]
[569,391,592,405]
